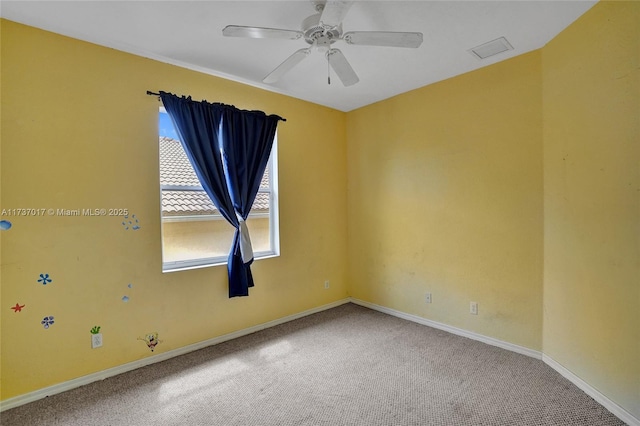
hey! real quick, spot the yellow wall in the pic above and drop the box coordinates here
[0,20,348,400]
[542,1,640,418]
[347,51,544,350]
[0,18,4,404]
[347,1,638,418]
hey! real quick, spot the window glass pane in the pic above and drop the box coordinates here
[159,110,277,271]
[162,218,234,263]
[160,136,201,188]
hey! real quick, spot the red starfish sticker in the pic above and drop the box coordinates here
[11,303,25,313]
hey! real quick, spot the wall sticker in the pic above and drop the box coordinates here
[138,332,161,352]
[122,283,133,302]
[38,273,52,285]
[11,303,25,313]
[41,316,55,329]
[122,214,140,231]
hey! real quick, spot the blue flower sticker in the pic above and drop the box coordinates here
[41,316,55,329]
[38,273,52,285]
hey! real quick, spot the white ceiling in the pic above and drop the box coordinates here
[1,1,596,112]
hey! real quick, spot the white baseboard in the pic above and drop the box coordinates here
[350,297,638,426]
[3,297,637,426]
[542,355,639,426]
[350,298,543,359]
[0,298,351,412]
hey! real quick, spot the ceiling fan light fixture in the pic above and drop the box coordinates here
[468,36,514,60]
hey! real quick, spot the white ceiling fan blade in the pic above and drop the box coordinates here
[263,48,311,84]
[327,49,359,87]
[320,1,353,28]
[223,25,303,40]
[344,31,423,48]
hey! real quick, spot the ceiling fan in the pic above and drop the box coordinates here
[222,0,423,87]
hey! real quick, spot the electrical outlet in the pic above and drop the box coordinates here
[425,292,432,304]
[92,333,103,349]
[324,280,330,289]
[470,302,478,315]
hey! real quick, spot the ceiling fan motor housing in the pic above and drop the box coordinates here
[302,13,341,50]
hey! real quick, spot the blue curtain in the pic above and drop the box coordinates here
[159,92,284,297]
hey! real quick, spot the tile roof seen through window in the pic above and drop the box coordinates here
[160,137,270,216]
[160,136,201,187]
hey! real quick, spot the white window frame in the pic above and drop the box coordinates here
[159,110,280,273]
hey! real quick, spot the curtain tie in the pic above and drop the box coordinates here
[236,213,254,264]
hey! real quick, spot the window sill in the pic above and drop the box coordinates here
[162,251,279,273]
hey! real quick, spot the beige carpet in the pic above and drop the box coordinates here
[1,303,626,425]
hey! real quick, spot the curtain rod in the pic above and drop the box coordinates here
[146,91,286,121]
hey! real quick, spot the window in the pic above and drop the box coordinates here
[159,109,279,272]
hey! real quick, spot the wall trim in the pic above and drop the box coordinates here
[350,298,543,359]
[350,298,638,426]
[542,355,639,426]
[0,298,351,412]
[2,297,637,426]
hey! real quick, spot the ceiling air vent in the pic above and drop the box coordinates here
[468,37,513,60]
